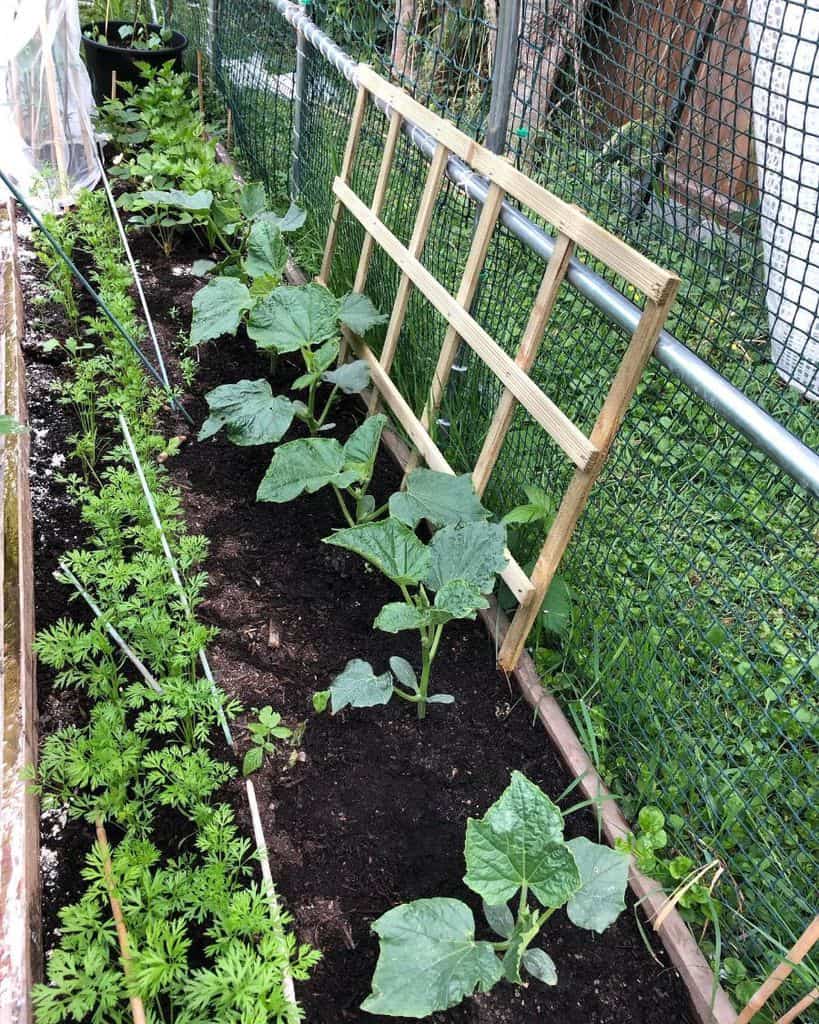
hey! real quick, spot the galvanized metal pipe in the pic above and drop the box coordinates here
[271,0,819,498]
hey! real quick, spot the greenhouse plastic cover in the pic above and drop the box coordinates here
[0,0,99,212]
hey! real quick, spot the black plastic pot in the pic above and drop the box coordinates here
[81,21,188,102]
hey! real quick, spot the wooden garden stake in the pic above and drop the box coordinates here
[402,179,506,474]
[196,50,205,118]
[226,108,233,150]
[776,987,819,1024]
[736,915,819,1024]
[39,16,70,204]
[111,70,118,101]
[95,820,147,1024]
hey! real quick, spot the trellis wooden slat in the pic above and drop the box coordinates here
[403,181,506,479]
[368,142,449,413]
[321,64,679,671]
[335,179,599,471]
[473,231,576,497]
[318,82,368,287]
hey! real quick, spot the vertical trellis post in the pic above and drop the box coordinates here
[292,0,311,198]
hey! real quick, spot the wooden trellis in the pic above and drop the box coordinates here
[318,64,680,672]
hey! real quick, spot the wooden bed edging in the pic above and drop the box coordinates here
[0,198,40,1024]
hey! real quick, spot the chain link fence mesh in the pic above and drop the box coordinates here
[170,0,817,1010]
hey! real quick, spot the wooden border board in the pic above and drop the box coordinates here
[0,199,40,1024]
[318,64,680,672]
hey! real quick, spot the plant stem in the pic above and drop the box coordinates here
[418,638,432,720]
[331,484,356,527]
[315,385,339,429]
[362,500,389,522]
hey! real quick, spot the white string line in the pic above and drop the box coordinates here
[96,145,173,394]
[56,562,163,694]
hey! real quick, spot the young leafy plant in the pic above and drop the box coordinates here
[362,771,629,1017]
[257,414,388,526]
[242,706,293,777]
[320,470,508,718]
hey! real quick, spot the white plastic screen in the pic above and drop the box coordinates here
[749,0,819,401]
[1,0,99,213]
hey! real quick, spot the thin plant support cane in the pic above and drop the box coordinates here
[95,819,147,1024]
[117,412,233,747]
[736,915,819,1024]
[96,144,175,399]
[319,65,680,671]
[776,987,819,1024]
[55,563,163,694]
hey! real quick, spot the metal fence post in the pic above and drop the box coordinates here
[485,0,521,155]
[292,0,311,198]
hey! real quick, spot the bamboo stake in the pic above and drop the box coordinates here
[111,70,118,102]
[38,17,70,205]
[226,108,233,150]
[776,987,819,1024]
[736,916,819,1024]
[197,51,205,118]
[95,819,147,1024]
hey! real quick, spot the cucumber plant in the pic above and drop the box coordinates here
[318,470,508,717]
[362,772,630,1017]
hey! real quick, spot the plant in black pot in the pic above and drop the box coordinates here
[82,1,188,102]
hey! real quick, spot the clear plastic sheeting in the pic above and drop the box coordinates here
[1,0,99,212]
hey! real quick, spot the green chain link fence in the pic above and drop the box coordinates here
[167,0,817,1011]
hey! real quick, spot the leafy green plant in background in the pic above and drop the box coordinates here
[362,772,629,1017]
[317,470,508,718]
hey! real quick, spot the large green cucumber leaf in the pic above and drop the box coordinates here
[362,898,502,1018]
[256,202,306,232]
[324,518,431,586]
[256,438,357,503]
[565,837,629,934]
[430,579,489,624]
[342,415,386,484]
[190,277,251,344]
[373,602,427,633]
[389,470,489,529]
[198,379,296,446]
[424,522,508,594]
[464,772,579,907]
[247,283,339,352]
[238,182,267,219]
[338,292,388,335]
[243,220,288,280]
[322,358,370,394]
[127,187,213,211]
[330,659,393,713]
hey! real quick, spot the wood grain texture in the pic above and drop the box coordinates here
[357,63,679,302]
[335,178,599,470]
[473,231,575,496]
[0,199,39,1024]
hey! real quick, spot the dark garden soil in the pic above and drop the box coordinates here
[24,223,696,1024]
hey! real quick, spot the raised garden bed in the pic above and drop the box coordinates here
[3,62,739,1024]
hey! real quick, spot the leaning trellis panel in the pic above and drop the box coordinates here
[319,65,680,672]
